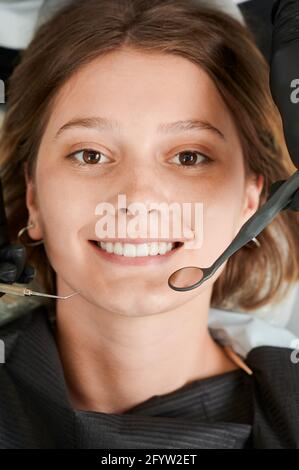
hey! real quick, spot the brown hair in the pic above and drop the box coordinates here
[0,0,299,312]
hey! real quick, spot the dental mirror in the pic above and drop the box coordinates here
[168,170,299,291]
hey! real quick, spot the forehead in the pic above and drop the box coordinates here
[47,48,237,140]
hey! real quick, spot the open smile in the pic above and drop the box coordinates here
[88,240,185,266]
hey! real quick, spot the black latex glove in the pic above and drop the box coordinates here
[0,243,36,298]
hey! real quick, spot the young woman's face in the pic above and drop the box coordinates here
[27,48,263,316]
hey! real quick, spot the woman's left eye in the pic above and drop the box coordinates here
[169,150,212,167]
[66,149,111,166]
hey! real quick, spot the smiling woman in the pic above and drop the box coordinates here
[0,0,299,450]
[0,0,298,312]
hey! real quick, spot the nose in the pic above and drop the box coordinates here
[116,160,166,212]
[112,158,181,237]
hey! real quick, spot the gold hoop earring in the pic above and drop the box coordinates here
[245,236,261,249]
[17,221,44,247]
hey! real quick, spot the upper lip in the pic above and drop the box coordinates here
[91,238,186,244]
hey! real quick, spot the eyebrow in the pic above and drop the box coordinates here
[54,116,226,141]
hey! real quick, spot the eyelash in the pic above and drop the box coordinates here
[65,148,213,169]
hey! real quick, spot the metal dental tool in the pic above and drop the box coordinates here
[0,283,79,299]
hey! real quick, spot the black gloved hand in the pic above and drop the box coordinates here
[0,243,36,298]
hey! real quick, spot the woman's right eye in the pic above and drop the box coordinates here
[66,149,111,166]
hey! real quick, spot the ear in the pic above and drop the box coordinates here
[238,173,264,228]
[23,161,43,241]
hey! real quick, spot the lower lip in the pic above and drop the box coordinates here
[88,240,183,266]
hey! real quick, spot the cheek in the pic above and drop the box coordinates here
[34,169,97,271]
[183,170,245,266]
[202,199,239,263]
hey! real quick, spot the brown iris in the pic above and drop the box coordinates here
[82,150,102,164]
[178,151,198,166]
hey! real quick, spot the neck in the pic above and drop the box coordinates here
[55,280,238,414]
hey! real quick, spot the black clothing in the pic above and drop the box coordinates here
[0,305,298,449]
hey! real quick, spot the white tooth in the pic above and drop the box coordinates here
[136,243,149,257]
[149,242,159,256]
[105,242,114,253]
[123,243,136,257]
[158,242,167,255]
[113,242,123,255]
[99,241,175,256]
